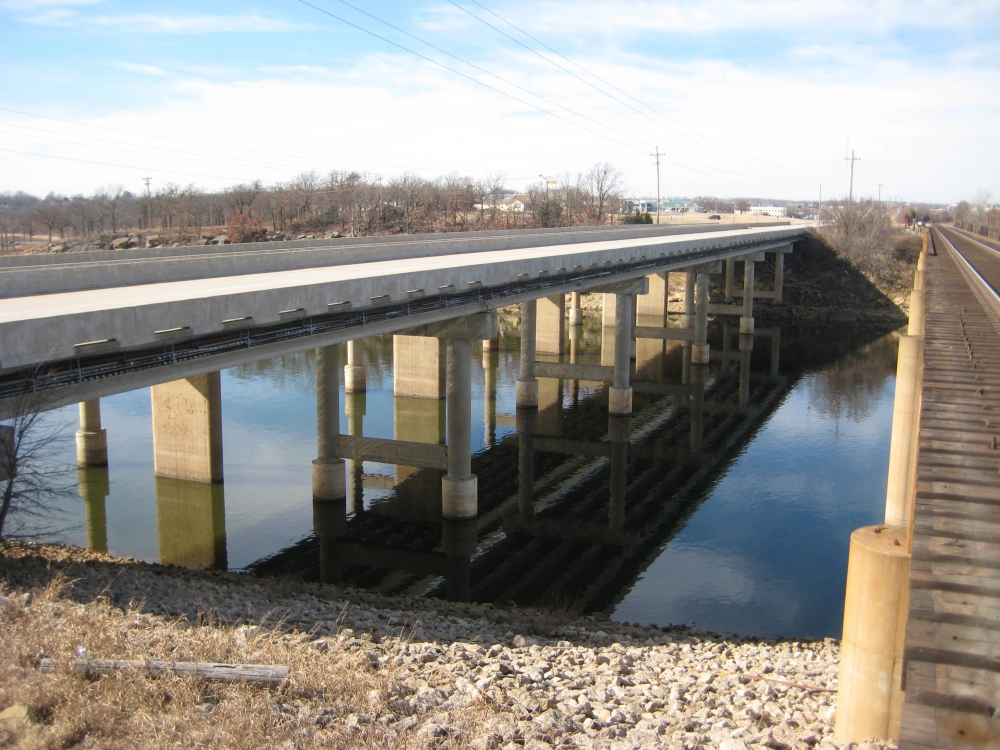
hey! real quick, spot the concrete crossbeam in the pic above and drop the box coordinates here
[333,434,448,470]
[634,325,695,341]
[534,361,613,382]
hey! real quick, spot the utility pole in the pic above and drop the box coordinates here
[876,182,884,209]
[143,177,152,230]
[649,146,662,224]
[845,151,860,202]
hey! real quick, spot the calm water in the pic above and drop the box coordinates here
[15,315,899,639]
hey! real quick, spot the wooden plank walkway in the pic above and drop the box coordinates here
[899,232,1000,749]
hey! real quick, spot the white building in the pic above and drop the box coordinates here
[735,206,787,218]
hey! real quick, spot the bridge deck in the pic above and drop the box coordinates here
[900,234,1000,749]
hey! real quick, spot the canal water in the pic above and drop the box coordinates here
[17,314,900,640]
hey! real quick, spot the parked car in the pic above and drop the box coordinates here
[708,214,721,220]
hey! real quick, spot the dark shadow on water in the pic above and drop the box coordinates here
[249,318,901,638]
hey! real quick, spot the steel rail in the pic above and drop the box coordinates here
[934,226,1000,322]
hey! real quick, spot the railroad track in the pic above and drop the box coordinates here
[936,225,1000,327]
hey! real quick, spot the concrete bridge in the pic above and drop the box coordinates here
[1,222,800,523]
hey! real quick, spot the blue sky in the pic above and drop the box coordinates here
[1,0,998,202]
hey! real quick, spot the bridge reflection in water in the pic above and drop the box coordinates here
[236,316,887,618]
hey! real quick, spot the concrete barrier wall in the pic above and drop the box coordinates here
[0,222,789,298]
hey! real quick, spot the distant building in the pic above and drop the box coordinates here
[622,197,699,213]
[735,206,787,218]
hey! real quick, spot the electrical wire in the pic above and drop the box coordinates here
[450,0,831,175]
[293,0,650,156]
[297,0,822,187]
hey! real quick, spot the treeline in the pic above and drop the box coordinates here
[0,163,632,249]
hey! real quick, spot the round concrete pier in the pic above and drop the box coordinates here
[835,524,911,743]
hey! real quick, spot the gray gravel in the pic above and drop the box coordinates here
[0,544,897,750]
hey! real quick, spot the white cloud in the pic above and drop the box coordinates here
[471,0,1000,38]
[16,10,312,32]
[2,1,998,202]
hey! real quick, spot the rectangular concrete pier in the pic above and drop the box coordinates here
[150,373,223,483]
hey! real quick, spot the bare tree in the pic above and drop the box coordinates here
[33,196,65,243]
[0,390,74,540]
[95,183,127,233]
[586,163,625,224]
[974,189,993,223]
[823,199,901,288]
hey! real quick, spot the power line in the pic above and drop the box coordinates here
[293,0,649,156]
[324,0,654,153]
[447,0,829,176]
[300,0,817,188]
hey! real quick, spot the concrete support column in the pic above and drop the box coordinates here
[393,335,446,399]
[442,517,477,602]
[156,477,227,570]
[884,334,924,527]
[739,334,753,408]
[313,495,346,584]
[344,339,366,393]
[609,293,634,416]
[443,337,476,519]
[151,373,223,483]
[76,399,108,467]
[835,525,911,743]
[345,392,366,516]
[692,272,710,365]
[602,293,616,328]
[682,272,696,327]
[517,408,537,520]
[482,336,500,351]
[740,260,756,334]
[689,366,706,454]
[483,347,498,448]
[637,272,668,319]
[773,252,785,303]
[536,294,566,354]
[516,300,539,408]
[312,345,346,502]
[78,467,109,553]
[608,415,631,529]
[724,258,735,302]
[569,291,583,326]
[770,328,781,376]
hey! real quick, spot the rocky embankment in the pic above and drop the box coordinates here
[0,544,895,750]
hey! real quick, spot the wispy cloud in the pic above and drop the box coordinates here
[111,61,171,77]
[17,10,312,33]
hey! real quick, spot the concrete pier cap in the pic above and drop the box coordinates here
[442,476,478,519]
[609,386,633,416]
[516,380,539,409]
[311,458,346,501]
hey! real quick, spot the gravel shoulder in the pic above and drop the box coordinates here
[0,543,896,750]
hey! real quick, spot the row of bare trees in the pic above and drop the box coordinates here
[0,163,628,250]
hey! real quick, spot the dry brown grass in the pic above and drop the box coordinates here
[0,576,513,749]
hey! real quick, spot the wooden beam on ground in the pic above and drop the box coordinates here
[40,658,289,686]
